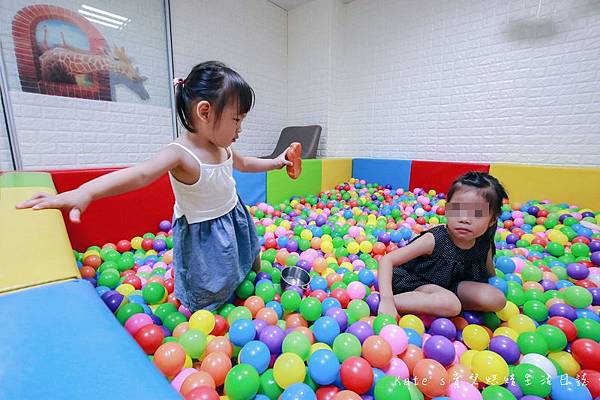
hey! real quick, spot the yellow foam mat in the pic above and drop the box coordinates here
[0,186,79,294]
[321,158,353,191]
[489,164,600,209]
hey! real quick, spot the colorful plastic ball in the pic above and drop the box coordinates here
[134,323,165,354]
[489,335,520,364]
[373,376,410,400]
[429,317,457,340]
[379,324,408,355]
[224,364,260,400]
[283,331,312,361]
[550,375,593,400]
[312,316,341,346]
[259,325,286,354]
[362,335,393,369]
[413,359,448,398]
[574,318,600,341]
[463,324,490,350]
[240,340,271,374]
[536,324,567,352]
[274,353,306,389]
[339,356,373,394]
[423,335,455,367]
[153,342,186,377]
[188,310,216,335]
[200,351,232,387]
[281,383,316,400]
[179,329,207,359]
[332,333,362,362]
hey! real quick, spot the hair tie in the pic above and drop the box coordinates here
[173,78,184,87]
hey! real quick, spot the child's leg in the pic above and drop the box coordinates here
[456,281,506,312]
[393,284,462,317]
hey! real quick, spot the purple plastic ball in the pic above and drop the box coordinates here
[589,241,600,253]
[253,318,267,337]
[548,303,578,320]
[589,287,600,306]
[159,220,171,232]
[296,259,311,272]
[315,215,327,226]
[429,318,457,340]
[255,272,271,283]
[377,232,391,244]
[259,325,285,354]
[286,240,299,253]
[528,206,540,216]
[422,335,456,367]
[462,311,484,325]
[591,251,600,266]
[365,293,380,315]
[489,335,520,364]
[346,321,374,344]
[566,263,589,280]
[325,307,348,332]
[540,279,557,291]
[506,234,519,245]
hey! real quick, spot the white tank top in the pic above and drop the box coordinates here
[168,142,238,223]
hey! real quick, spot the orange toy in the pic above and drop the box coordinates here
[286,142,302,179]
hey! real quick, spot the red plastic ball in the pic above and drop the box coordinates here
[141,238,154,251]
[134,324,164,354]
[339,356,374,394]
[547,316,578,342]
[117,240,132,252]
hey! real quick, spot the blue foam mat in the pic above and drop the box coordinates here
[233,170,267,205]
[352,158,412,190]
[0,280,180,400]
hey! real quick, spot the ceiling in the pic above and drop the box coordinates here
[269,0,354,11]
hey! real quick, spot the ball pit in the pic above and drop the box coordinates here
[74,178,600,399]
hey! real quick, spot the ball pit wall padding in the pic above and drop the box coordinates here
[321,158,353,191]
[409,160,490,194]
[352,159,412,190]
[489,163,600,209]
[0,183,80,294]
[0,280,181,399]
[267,159,323,204]
[48,168,175,252]
[0,171,54,188]
[233,170,267,205]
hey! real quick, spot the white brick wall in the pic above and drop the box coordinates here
[0,0,173,169]
[289,0,600,166]
[288,0,344,157]
[171,0,288,158]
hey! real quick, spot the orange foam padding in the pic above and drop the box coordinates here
[48,168,174,251]
[409,160,490,194]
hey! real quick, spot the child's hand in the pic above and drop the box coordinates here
[15,189,92,223]
[378,297,399,319]
[274,147,293,169]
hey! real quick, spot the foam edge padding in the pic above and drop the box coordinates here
[0,280,180,399]
[352,159,412,190]
[321,158,353,191]
[233,170,267,205]
[267,159,322,204]
[489,163,600,209]
[0,186,79,294]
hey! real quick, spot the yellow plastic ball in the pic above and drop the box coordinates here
[189,310,216,335]
[521,234,535,243]
[399,314,425,335]
[496,301,519,322]
[83,249,100,259]
[273,353,305,388]
[460,350,479,369]
[347,242,360,254]
[359,241,373,254]
[532,225,546,233]
[493,327,519,342]
[310,342,332,355]
[300,230,313,240]
[131,237,143,250]
[507,314,536,334]
[116,283,136,297]
[463,325,490,350]
[548,351,581,377]
[429,217,440,225]
[340,262,353,271]
[321,235,333,243]
[471,350,509,385]
[321,241,334,253]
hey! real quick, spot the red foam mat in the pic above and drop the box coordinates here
[409,160,490,194]
[48,167,174,251]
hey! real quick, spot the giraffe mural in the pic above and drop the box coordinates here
[12,5,150,101]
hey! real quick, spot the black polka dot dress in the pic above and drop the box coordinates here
[391,225,492,294]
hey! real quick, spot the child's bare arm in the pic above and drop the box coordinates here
[232,148,291,173]
[16,146,181,222]
[377,233,435,316]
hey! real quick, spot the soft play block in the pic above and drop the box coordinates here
[489,164,600,209]
[233,170,267,205]
[0,184,79,294]
[49,168,175,251]
[267,159,322,204]
[352,159,412,190]
[321,158,353,191]
[409,160,490,194]
[0,171,54,188]
[0,280,180,399]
